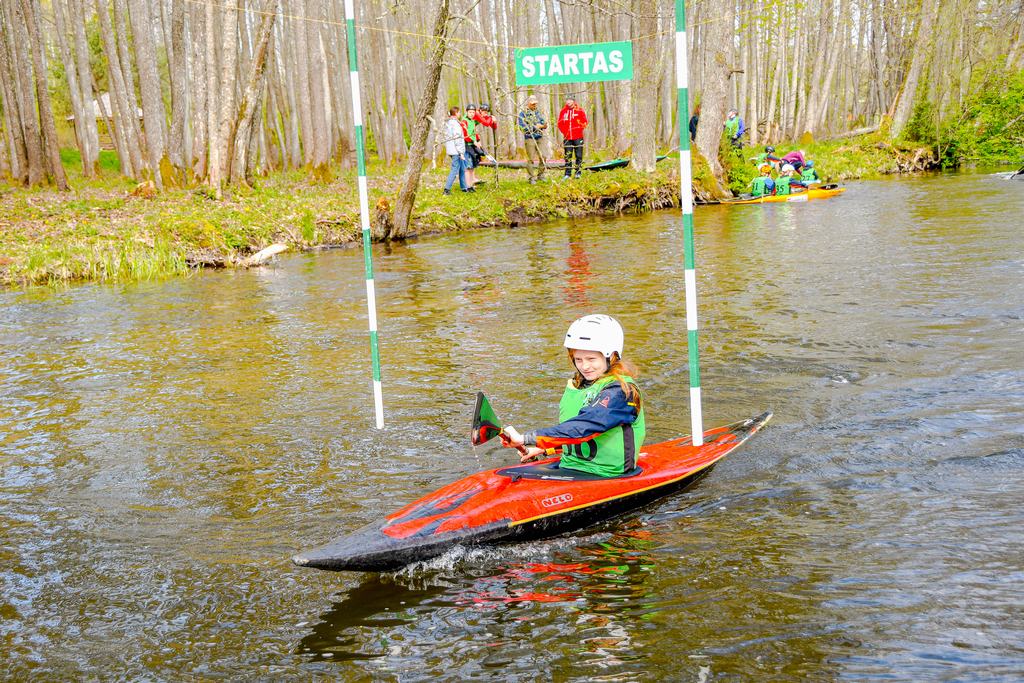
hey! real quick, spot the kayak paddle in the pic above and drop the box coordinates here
[471,392,527,455]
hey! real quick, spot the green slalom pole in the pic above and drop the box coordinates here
[345,0,384,428]
[675,0,704,445]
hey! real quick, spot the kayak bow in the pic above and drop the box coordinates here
[293,411,772,572]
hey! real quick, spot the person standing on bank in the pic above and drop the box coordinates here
[557,96,588,180]
[724,108,746,149]
[517,95,548,184]
[442,107,469,195]
[459,103,497,190]
[460,104,481,190]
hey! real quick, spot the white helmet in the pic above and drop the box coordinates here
[781,163,794,172]
[564,314,624,360]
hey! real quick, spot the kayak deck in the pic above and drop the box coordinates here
[293,411,772,572]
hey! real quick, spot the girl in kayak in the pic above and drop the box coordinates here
[502,314,646,477]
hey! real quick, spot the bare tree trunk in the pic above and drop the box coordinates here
[392,0,453,238]
[190,1,208,177]
[96,0,143,176]
[631,0,657,171]
[53,0,97,177]
[1006,7,1024,70]
[764,3,784,143]
[0,0,29,182]
[0,95,9,178]
[71,0,100,173]
[290,0,313,166]
[4,0,44,185]
[746,6,760,146]
[129,0,169,186]
[230,0,278,186]
[658,29,675,147]
[278,12,301,168]
[891,0,938,139]
[305,0,329,175]
[812,0,847,135]
[112,0,148,172]
[612,9,631,156]
[15,0,61,187]
[784,5,801,137]
[215,0,239,180]
[694,0,734,194]
[205,0,222,194]
[168,0,188,173]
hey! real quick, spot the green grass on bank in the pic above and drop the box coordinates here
[0,152,685,287]
[9,128,1016,288]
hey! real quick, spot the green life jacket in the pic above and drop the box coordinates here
[462,116,478,141]
[801,168,819,182]
[556,375,645,477]
[751,175,769,197]
[775,175,793,196]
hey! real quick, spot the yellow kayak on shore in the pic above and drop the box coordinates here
[726,185,846,204]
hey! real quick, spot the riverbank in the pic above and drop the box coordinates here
[0,134,976,288]
[1,155,693,287]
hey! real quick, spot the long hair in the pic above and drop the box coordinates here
[567,351,642,409]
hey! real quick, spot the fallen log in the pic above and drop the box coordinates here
[238,243,288,267]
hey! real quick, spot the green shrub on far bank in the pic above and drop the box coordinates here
[900,65,1024,168]
[936,67,1024,167]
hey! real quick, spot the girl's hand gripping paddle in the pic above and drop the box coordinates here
[471,392,528,456]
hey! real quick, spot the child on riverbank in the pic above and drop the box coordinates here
[502,314,646,477]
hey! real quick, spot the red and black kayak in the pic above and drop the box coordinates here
[293,409,772,572]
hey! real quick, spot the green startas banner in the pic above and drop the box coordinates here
[515,41,633,85]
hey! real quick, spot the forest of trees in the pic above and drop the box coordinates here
[1,0,1022,192]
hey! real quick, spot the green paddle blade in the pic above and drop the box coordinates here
[471,392,503,446]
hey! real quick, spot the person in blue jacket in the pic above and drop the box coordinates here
[502,314,646,478]
[725,108,745,149]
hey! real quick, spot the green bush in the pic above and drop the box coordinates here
[939,67,1024,167]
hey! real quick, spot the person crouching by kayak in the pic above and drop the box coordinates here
[750,164,776,198]
[751,145,782,169]
[780,149,806,173]
[774,164,808,196]
[501,314,646,478]
[800,160,821,184]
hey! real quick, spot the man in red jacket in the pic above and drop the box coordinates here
[557,96,588,180]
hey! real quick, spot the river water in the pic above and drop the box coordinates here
[2,171,1022,680]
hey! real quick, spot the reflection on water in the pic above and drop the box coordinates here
[2,172,1023,679]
